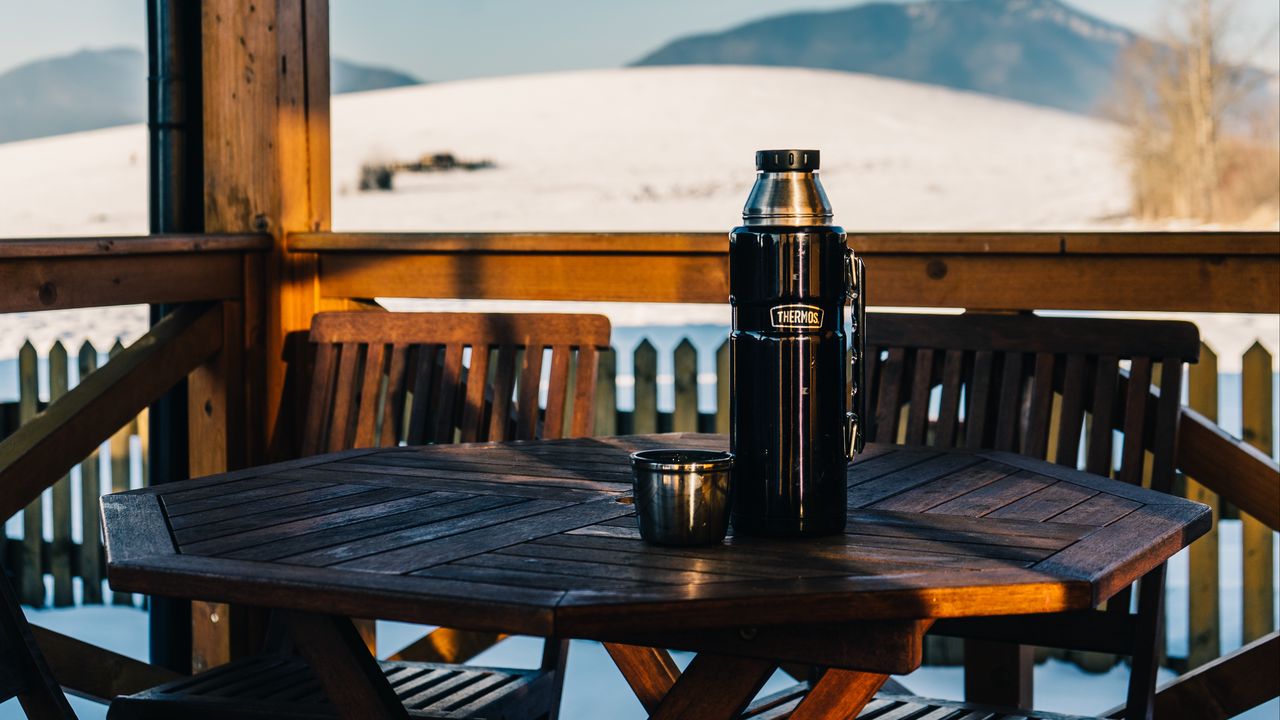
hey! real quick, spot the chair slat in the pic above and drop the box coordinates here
[1055,353,1089,467]
[302,343,337,457]
[994,351,1025,452]
[875,348,907,444]
[1119,357,1153,486]
[516,345,546,441]
[904,349,935,446]
[353,343,386,448]
[542,346,572,440]
[326,343,362,452]
[405,344,437,446]
[1086,355,1120,477]
[460,344,492,443]
[934,350,965,448]
[488,345,518,441]
[965,350,995,449]
[1023,352,1055,459]
[432,344,465,444]
[379,344,410,447]
[1149,359,1183,494]
[571,346,600,438]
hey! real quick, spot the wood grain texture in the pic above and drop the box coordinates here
[312,237,1280,312]
[103,435,1206,656]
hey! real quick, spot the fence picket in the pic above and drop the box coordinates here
[594,348,617,436]
[1240,341,1275,644]
[107,339,134,606]
[18,341,43,606]
[78,342,104,604]
[1185,342,1220,669]
[48,342,74,607]
[633,340,658,434]
[673,339,698,432]
[716,340,730,435]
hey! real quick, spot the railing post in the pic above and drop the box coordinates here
[1240,342,1275,644]
[1186,342,1221,669]
[195,0,331,670]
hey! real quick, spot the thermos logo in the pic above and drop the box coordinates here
[770,304,824,329]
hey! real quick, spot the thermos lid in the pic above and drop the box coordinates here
[743,149,832,226]
[755,149,820,172]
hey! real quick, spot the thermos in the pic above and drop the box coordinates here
[729,149,865,536]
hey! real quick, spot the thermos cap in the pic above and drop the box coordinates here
[743,149,832,226]
[755,149,820,172]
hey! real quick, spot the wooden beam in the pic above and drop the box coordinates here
[1130,631,1279,720]
[202,0,331,461]
[603,643,681,714]
[0,254,246,314]
[31,625,183,703]
[199,0,331,671]
[306,232,1280,314]
[0,303,222,520]
[290,230,1279,256]
[0,233,269,258]
[1178,406,1280,532]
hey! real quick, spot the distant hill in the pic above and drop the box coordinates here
[632,0,1134,114]
[0,48,422,143]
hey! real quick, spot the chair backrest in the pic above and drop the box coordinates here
[0,570,76,719]
[303,312,611,456]
[864,312,1200,494]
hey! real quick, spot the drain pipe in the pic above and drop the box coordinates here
[146,0,201,674]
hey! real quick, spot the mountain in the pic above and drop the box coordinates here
[0,48,422,143]
[632,0,1135,114]
[331,58,420,94]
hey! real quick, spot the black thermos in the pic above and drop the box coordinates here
[729,149,865,536]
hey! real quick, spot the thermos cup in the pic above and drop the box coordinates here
[729,149,865,536]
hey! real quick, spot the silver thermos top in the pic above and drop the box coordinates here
[741,149,833,227]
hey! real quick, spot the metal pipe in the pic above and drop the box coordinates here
[146,0,201,674]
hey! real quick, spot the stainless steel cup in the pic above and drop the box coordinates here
[629,449,733,546]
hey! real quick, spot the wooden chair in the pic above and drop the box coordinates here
[751,311,1200,720]
[110,311,611,720]
[0,570,77,719]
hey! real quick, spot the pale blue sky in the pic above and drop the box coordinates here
[0,0,1276,78]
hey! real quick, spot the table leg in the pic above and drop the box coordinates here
[280,611,408,720]
[602,643,680,714]
[649,653,776,720]
[789,668,888,720]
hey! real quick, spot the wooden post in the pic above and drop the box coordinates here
[1240,342,1274,644]
[594,347,617,436]
[107,340,135,608]
[77,343,103,605]
[634,341,658,434]
[716,339,730,435]
[673,339,698,432]
[47,343,73,608]
[17,341,42,607]
[1186,342,1220,668]
[196,0,331,670]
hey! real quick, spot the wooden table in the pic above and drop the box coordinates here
[102,433,1210,719]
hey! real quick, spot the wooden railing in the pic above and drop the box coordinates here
[0,230,1276,716]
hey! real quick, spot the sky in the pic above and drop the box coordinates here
[0,0,1277,79]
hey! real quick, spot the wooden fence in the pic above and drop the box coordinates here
[0,339,147,609]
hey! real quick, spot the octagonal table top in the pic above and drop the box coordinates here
[102,433,1210,640]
